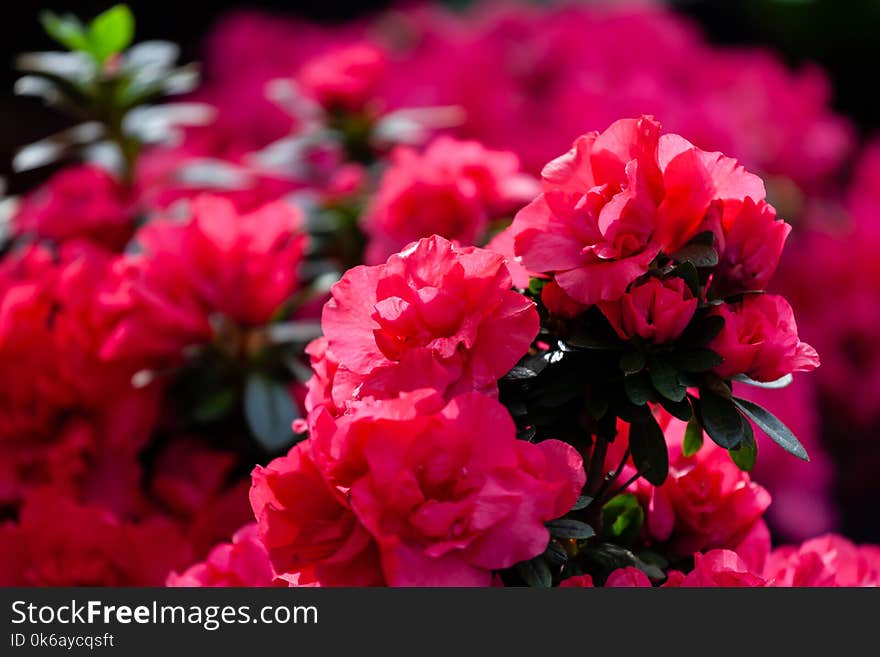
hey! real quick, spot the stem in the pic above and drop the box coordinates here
[596,446,631,501]
[585,435,609,498]
[607,470,643,500]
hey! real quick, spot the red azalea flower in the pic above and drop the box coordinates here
[320,235,539,406]
[708,294,819,382]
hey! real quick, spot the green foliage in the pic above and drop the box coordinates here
[733,396,809,461]
[728,421,758,471]
[19,5,200,179]
[619,350,646,375]
[42,5,134,64]
[88,5,135,63]
[648,356,687,402]
[546,518,596,540]
[40,12,90,52]
[697,387,749,449]
[682,416,704,457]
[244,374,301,453]
[516,556,552,588]
[602,494,644,546]
[628,413,669,485]
[670,231,719,268]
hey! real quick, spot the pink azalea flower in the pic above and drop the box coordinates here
[598,276,697,344]
[708,294,819,382]
[363,136,536,264]
[320,235,538,406]
[167,524,278,587]
[673,550,766,587]
[299,42,387,112]
[101,195,307,365]
[506,116,765,307]
[12,165,137,250]
[764,534,880,587]
[254,390,584,586]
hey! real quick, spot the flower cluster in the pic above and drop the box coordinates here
[251,237,584,586]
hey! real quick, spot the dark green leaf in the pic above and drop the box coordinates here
[728,421,757,472]
[682,416,704,457]
[698,388,748,449]
[637,550,669,571]
[602,494,644,546]
[565,329,618,350]
[40,12,89,51]
[570,495,593,511]
[504,366,541,381]
[192,387,237,423]
[624,371,654,406]
[658,395,693,422]
[543,541,568,566]
[596,410,619,441]
[546,518,596,540]
[670,231,719,268]
[672,261,701,296]
[668,348,724,373]
[586,543,665,580]
[732,373,793,389]
[620,351,646,375]
[515,556,552,588]
[88,5,135,63]
[244,374,301,452]
[733,397,809,462]
[677,370,703,388]
[614,400,651,424]
[679,314,725,347]
[628,414,669,486]
[586,392,608,420]
[649,356,686,402]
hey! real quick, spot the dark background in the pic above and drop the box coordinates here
[1,0,879,195]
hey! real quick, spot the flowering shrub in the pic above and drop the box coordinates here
[1,2,877,588]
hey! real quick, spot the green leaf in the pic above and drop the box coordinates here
[728,421,757,472]
[528,277,547,296]
[732,373,793,389]
[628,414,669,486]
[679,313,725,347]
[602,494,644,546]
[624,371,654,406]
[671,231,719,268]
[586,543,665,580]
[672,261,701,296]
[586,393,608,420]
[733,397,809,462]
[244,374,301,452]
[658,395,693,422]
[543,541,568,566]
[192,387,237,423]
[698,388,748,449]
[565,329,618,350]
[620,350,646,375]
[668,348,724,373]
[504,365,541,381]
[570,495,594,511]
[88,5,135,63]
[546,518,596,540]
[682,416,704,457]
[40,12,90,51]
[649,356,686,402]
[515,556,552,588]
